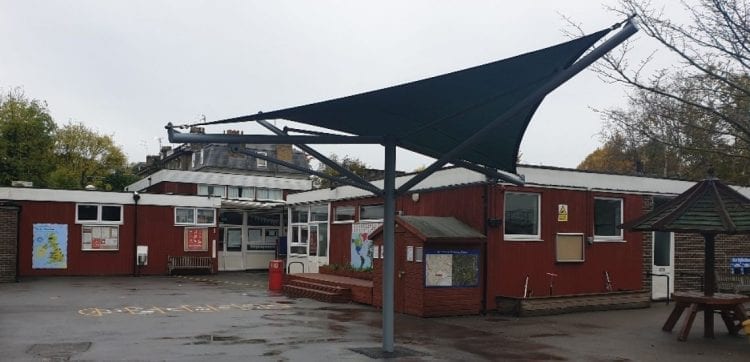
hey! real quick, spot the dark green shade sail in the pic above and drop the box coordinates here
[622,176,750,234]
[203,29,611,174]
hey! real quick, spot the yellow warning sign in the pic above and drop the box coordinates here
[558,204,568,222]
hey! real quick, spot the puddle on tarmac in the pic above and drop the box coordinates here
[185,334,267,345]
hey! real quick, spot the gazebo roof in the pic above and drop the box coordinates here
[623,174,750,234]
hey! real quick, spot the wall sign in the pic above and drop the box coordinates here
[32,224,68,269]
[558,204,568,222]
[184,227,209,252]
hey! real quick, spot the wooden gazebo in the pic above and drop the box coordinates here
[622,171,750,341]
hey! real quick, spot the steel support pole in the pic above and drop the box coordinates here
[382,135,397,352]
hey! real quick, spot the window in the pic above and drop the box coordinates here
[334,206,355,223]
[257,151,267,168]
[292,206,309,223]
[76,204,123,224]
[359,204,384,221]
[310,205,328,222]
[227,186,255,200]
[247,228,278,251]
[175,207,216,226]
[504,192,540,240]
[197,184,226,198]
[289,225,308,255]
[594,197,623,240]
[256,187,282,201]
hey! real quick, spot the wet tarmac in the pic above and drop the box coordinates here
[1,272,748,361]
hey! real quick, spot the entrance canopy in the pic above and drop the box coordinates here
[175,29,610,174]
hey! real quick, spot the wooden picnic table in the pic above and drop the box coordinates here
[662,291,750,341]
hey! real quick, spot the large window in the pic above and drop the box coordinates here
[334,206,355,223]
[359,204,384,221]
[256,187,283,201]
[504,192,540,240]
[175,207,216,226]
[76,204,123,224]
[197,184,226,198]
[594,197,623,240]
[256,151,268,168]
[227,186,255,200]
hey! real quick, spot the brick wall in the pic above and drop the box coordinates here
[0,205,19,283]
[674,233,750,292]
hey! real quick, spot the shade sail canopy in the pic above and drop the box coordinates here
[623,175,750,234]
[198,29,610,174]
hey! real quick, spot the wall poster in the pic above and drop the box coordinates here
[82,225,119,251]
[350,222,380,270]
[425,249,479,287]
[32,223,68,269]
[184,227,209,251]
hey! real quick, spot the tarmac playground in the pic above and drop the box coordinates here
[1,272,748,361]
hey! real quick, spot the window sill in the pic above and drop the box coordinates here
[505,238,544,242]
[593,239,626,243]
[332,220,355,224]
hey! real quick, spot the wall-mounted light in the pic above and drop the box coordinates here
[411,193,420,202]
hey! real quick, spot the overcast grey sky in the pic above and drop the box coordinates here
[0,1,673,172]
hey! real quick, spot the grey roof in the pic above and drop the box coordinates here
[398,216,485,240]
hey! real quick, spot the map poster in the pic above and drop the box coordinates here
[350,222,381,270]
[32,224,68,269]
[184,227,208,251]
[425,249,480,288]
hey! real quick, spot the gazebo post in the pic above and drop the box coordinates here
[703,233,716,297]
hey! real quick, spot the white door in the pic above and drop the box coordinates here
[652,230,675,300]
[220,227,244,271]
[308,225,319,273]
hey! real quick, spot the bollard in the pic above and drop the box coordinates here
[268,259,284,292]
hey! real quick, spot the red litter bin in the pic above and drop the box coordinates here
[268,259,284,291]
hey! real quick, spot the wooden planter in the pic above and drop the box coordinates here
[318,265,374,280]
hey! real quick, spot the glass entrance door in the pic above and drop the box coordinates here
[220,227,244,271]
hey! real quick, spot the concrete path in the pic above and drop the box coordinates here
[1,272,748,361]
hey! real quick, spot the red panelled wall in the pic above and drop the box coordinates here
[146,182,197,195]
[17,201,217,276]
[327,186,485,266]
[487,185,644,298]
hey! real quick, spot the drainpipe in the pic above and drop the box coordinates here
[14,204,21,283]
[132,192,140,277]
[481,181,491,314]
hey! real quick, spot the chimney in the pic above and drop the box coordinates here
[276,144,293,162]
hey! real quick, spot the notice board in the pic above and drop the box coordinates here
[184,227,209,252]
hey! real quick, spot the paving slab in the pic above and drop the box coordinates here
[1,273,748,361]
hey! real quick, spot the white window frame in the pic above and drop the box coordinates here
[227,186,255,200]
[503,192,541,241]
[333,205,356,224]
[593,197,624,241]
[75,204,124,225]
[174,207,216,226]
[257,151,268,168]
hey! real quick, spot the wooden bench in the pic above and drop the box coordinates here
[716,273,750,295]
[167,255,213,275]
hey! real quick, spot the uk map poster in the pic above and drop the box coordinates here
[32,223,68,269]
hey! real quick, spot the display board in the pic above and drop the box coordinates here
[184,227,209,251]
[82,225,119,251]
[350,222,380,270]
[32,224,68,269]
[556,233,584,262]
[424,249,479,287]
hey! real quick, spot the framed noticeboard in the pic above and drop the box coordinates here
[424,249,479,287]
[82,225,119,251]
[556,233,584,262]
[184,227,209,252]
